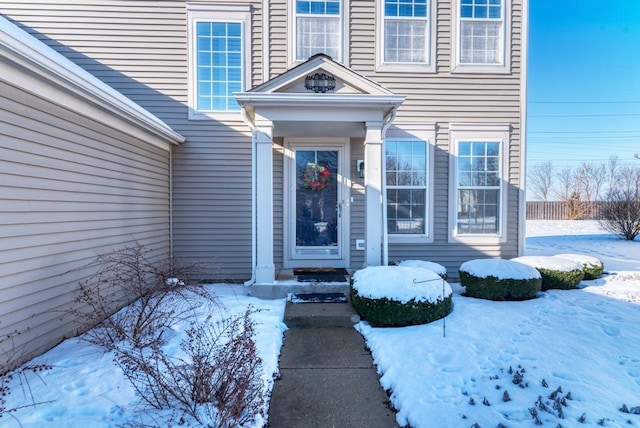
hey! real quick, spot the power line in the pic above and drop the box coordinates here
[529,113,640,118]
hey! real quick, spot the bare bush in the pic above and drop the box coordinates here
[0,331,53,422]
[68,243,219,349]
[598,189,640,240]
[115,309,264,427]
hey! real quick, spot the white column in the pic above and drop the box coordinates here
[254,121,275,284]
[364,121,384,266]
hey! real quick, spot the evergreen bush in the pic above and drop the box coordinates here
[553,253,604,280]
[350,266,453,327]
[512,256,585,290]
[459,259,542,301]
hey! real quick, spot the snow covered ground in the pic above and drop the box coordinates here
[3,220,640,427]
[358,220,640,427]
[1,286,287,428]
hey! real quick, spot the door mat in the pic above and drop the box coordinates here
[293,267,349,275]
[296,273,349,283]
[289,292,348,303]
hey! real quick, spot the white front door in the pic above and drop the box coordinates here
[285,140,349,268]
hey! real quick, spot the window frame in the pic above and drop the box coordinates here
[448,123,509,243]
[187,2,252,120]
[288,0,349,66]
[376,0,436,73]
[450,0,510,74]
[384,124,435,244]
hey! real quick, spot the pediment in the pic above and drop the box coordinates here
[250,54,394,96]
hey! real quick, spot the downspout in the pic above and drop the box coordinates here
[169,146,174,262]
[381,107,398,266]
[241,107,258,287]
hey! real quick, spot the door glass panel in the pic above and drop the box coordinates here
[295,150,339,256]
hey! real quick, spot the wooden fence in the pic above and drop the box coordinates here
[526,201,605,220]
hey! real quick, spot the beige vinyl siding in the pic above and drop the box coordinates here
[0,79,171,363]
[0,1,263,280]
[349,138,365,267]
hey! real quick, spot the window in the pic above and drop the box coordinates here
[292,0,343,63]
[187,3,251,118]
[384,0,428,63]
[386,140,427,235]
[452,0,509,73]
[195,22,242,112]
[456,141,500,233]
[449,124,508,242]
[377,0,434,71]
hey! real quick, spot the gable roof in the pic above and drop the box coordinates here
[250,54,396,96]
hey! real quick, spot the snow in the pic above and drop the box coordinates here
[352,266,452,304]
[357,220,640,427]
[512,255,583,272]
[2,285,286,428]
[397,260,448,278]
[552,253,604,269]
[460,258,541,280]
[5,220,640,427]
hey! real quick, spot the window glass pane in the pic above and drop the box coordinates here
[456,142,501,234]
[385,139,428,235]
[195,21,242,112]
[459,15,502,65]
[296,16,341,60]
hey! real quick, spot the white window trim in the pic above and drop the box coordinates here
[287,0,350,66]
[448,123,510,244]
[375,0,436,73]
[384,124,436,244]
[450,0,511,74]
[187,2,252,120]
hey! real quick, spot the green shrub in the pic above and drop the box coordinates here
[553,253,604,280]
[350,287,452,327]
[536,267,584,290]
[350,266,453,327]
[459,271,541,301]
[459,259,542,301]
[512,256,585,290]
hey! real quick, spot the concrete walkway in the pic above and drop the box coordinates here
[268,299,399,427]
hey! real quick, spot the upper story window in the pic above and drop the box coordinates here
[452,0,510,73]
[195,22,243,112]
[449,124,509,242]
[187,3,251,119]
[376,0,434,72]
[291,0,344,63]
[384,0,428,63]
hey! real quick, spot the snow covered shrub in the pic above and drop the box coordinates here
[350,266,453,327]
[512,256,584,290]
[553,253,604,280]
[459,259,542,301]
[396,260,448,279]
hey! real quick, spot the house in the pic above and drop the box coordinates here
[0,0,528,362]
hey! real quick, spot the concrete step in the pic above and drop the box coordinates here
[284,300,361,329]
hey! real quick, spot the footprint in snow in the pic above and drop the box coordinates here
[600,324,620,336]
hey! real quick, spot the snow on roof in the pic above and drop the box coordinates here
[512,255,583,272]
[352,266,452,304]
[460,258,541,280]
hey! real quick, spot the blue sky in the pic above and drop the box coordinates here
[527,0,640,169]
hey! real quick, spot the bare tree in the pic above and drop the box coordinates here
[599,187,640,240]
[528,161,555,201]
[573,162,606,217]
